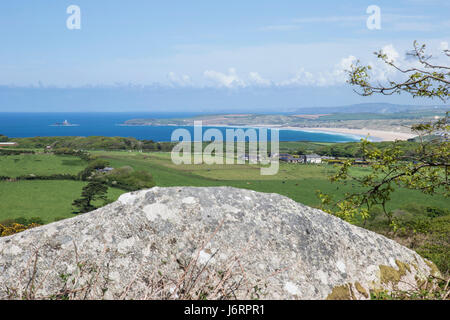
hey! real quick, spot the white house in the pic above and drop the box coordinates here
[0,142,18,147]
[303,154,322,164]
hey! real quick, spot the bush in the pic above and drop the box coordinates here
[360,203,450,275]
[16,173,78,181]
[95,167,155,191]
[11,217,45,226]
[77,159,110,180]
[425,207,449,218]
[53,148,91,161]
[0,149,34,156]
[0,222,41,237]
[416,215,450,274]
[11,136,176,152]
[72,181,109,214]
[371,275,449,300]
[0,217,44,227]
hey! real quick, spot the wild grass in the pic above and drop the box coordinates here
[371,275,450,300]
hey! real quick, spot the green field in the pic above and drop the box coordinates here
[0,148,448,273]
[0,154,87,177]
[93,151,449,212]
[0,180,125,223]
[1,151,447,221]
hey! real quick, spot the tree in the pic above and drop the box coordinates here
[349,41,449,101]
[318,41,449,227]
[77,158,110,180]
[72,181,109,213]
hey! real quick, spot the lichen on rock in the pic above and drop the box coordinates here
[0,187,437,300]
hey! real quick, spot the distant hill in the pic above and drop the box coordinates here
[294,103,448,114]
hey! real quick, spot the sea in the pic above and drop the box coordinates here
[0,112,361,143]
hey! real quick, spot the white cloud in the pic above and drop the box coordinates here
[338,55,357,73]
[203,68,246,88]
[248,72,271,86]
[278,55,357,87]
[380,44,400,63]
[202,69,272,88]
[440,41,449,51]
[279,68,316,86]
[35,38,446,88]
[167,72,192,87]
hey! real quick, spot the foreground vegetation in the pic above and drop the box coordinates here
[1,134,433,159]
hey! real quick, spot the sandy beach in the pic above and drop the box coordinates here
[286,127,416,142]
[200,123,416,142]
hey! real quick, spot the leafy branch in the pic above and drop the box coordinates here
[348,41,449,101]
[319,41,449,227]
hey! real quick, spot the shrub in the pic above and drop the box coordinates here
[360,204,450,275]
[0,149,34,156]
[16,173,78,181]
[72,181,109,214]
[0,222,41,237]
[11,217,44,226]
[100,168,155,191]
[370,275,449,300]
[77,159,110,180]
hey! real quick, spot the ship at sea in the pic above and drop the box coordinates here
[49,120,80,127]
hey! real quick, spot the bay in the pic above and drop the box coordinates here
[0,112,360,142]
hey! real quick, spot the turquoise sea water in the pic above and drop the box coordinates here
[0,113,361,142]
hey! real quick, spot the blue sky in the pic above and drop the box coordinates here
[0,0,449,111]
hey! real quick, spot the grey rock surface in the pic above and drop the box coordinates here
[0,187,436,300]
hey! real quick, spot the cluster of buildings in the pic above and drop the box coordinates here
[0,142,18,149]
[277,153,370,165]
[96,167,115,173]
[0,142,18,147]
[278,153,324,164]
[239,152,327,164]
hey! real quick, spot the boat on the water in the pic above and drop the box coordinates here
[49,120,80,127]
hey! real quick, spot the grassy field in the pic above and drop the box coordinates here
[0,154,87,177]
[0,148,448,273]
[93,151,449,212]
[0,180,125,223]
[1,150,447,219]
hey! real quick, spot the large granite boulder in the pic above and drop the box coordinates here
[0,187,438,300]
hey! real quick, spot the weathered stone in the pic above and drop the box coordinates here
[0,187,436,300]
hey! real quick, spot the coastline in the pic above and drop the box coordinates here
[289,127,415,141]
[198,124,415,142]
[119,122,415,142]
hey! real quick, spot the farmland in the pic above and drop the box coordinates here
[0,153,86,177]
[92,151,449,210]
[1,150,448,219]
[0,180,124,223]
[0,146,448,273]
